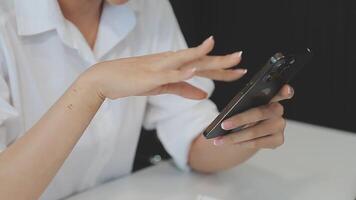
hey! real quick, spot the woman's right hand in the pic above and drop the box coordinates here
[81,36,245,101]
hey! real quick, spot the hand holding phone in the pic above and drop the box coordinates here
[204,49,312,139]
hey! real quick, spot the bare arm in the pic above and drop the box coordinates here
[0,78,103,199]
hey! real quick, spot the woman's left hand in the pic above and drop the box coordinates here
[213,84,294,149]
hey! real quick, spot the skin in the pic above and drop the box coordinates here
[0,0,293,199]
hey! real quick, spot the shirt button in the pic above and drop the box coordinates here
[149,154,162,165]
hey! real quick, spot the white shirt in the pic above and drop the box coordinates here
[0,0,219,199]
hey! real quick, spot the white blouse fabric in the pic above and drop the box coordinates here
[0,0,219,199]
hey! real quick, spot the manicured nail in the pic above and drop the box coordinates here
[202,36,214,45]
[213,138,224,146]
[235,69,248,74]
[202,92,208,99]
[221,121,233,130]
[231,51,243,59]
[186,68,197,75]
[287,86,294,97]
[184,68,197,79]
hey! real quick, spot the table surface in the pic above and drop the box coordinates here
[67,120,356,200]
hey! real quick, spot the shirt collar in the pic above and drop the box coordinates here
[14,0,137,61]
[94,2,136,59]
[14,0,64,36]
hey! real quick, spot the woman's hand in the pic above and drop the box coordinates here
[81,36,246,100]
[213,85,294,149]
[188,85,294,173]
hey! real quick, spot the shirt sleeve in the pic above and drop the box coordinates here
[142,0,219,171]
[0,50,19,153]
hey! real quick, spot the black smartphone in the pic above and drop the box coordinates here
[203,49,312,139]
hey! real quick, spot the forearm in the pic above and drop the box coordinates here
[188,134,258,173]
[0,76,103,199]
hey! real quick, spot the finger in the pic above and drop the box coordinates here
[182,51,243,71]
[117,52,169,64]
[196,69,247,82]
[159,36,215,69]
[270,84,294,102]
[218,117,286,144]
[157,67,197,85]
[221,102,284,130]
[238,132,285,149]
[155,82,207,100]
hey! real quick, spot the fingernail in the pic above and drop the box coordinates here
[203,93,208,98]
[188,67,197,74]
[200,92,208,99]
[203,36,214,45]
[231,51,243,58]
[221,121,233,130]
[288,86,294,97]
[213,138,224,146]
[184,68,197,79]
[235,69,248,74]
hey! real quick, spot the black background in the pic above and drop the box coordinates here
[133,0,356,171]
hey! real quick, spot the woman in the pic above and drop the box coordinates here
[0,0,293,199]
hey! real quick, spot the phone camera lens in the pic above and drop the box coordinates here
[271,60,285,73]
[270,53,286,72]
[263,74,273,82]
[270,53,285,64]
[270,57,277,64]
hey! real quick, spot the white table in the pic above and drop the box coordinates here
[67,120,356,200]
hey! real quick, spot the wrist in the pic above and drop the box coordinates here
[77,64,106,99]
[73,72,105,108]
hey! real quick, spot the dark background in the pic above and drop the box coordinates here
[133,0,356,171]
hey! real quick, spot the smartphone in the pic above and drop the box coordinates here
[203,48,312,139]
